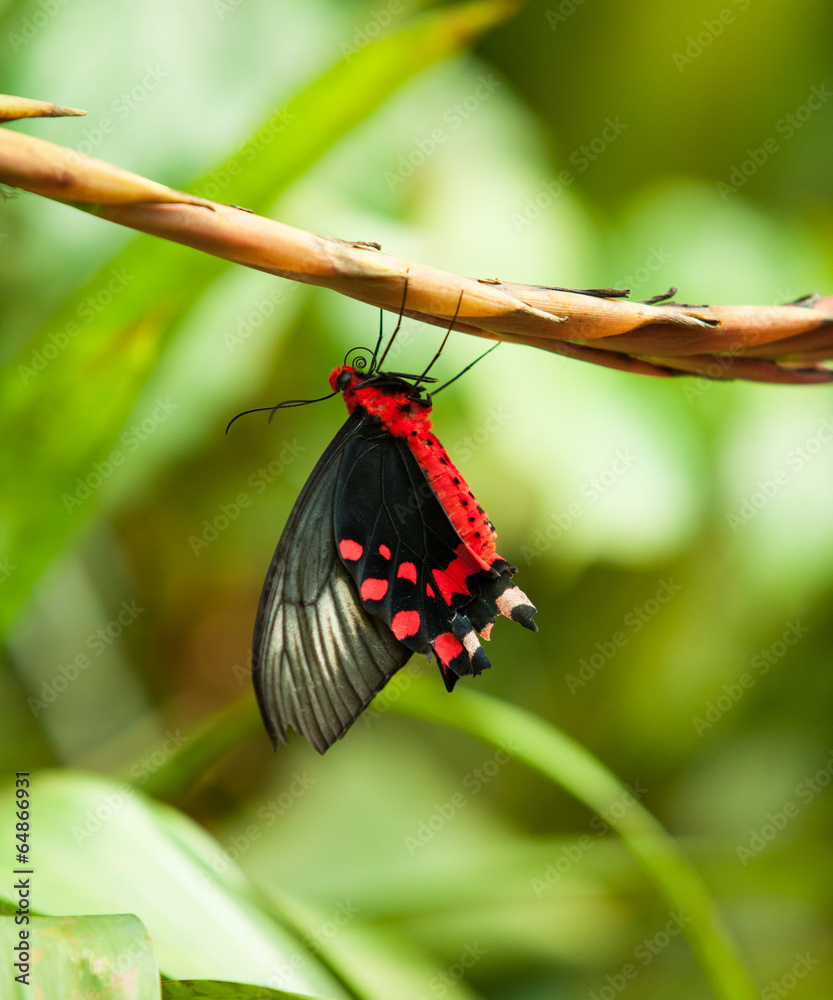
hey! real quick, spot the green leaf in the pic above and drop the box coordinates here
[161,981,315,1000]
[0,913,160,1000]
[387,675,759,1000]
[0,0,516,637]
[139,694,262,802]
[0,771,347,997]
[130,679,757,998]
[188,0,518,210]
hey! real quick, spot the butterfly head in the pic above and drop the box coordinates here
[328,364,362,394]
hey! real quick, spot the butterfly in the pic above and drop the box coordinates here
[236,298,537,753]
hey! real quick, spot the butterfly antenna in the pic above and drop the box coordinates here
[225,391,338,434]
[369,307,385,372]
[415,290,464,385]
[427,341,500,402]
[376,275,409,371]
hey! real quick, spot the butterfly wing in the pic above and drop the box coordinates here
[334,421,535,689]
[253,411,411,754]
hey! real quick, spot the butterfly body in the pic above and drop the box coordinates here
[331,364,498,567]
[253,361,537,753]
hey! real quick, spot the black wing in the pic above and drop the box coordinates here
[253,411,411,754]
[335,423,532,688]
[335,427,474,654]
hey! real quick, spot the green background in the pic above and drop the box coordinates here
[1,0,832,997]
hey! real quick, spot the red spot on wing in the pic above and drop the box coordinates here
[397,561,417,584]
[391,610,421,639]
[339,539,363,561]
[426,583,436,598]
[432,544,482,603]
[446,544,488,585]
[360,578,389,601]
[432,568,468,604]
[434,632,463,664]
[378,544,391,560]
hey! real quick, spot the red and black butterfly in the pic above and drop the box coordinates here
[239,302,537,753]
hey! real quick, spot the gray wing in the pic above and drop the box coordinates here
[252,411,411,754]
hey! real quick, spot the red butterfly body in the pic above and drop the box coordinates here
[252,359,537,753]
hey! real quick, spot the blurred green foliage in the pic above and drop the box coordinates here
[1,0,832,998]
